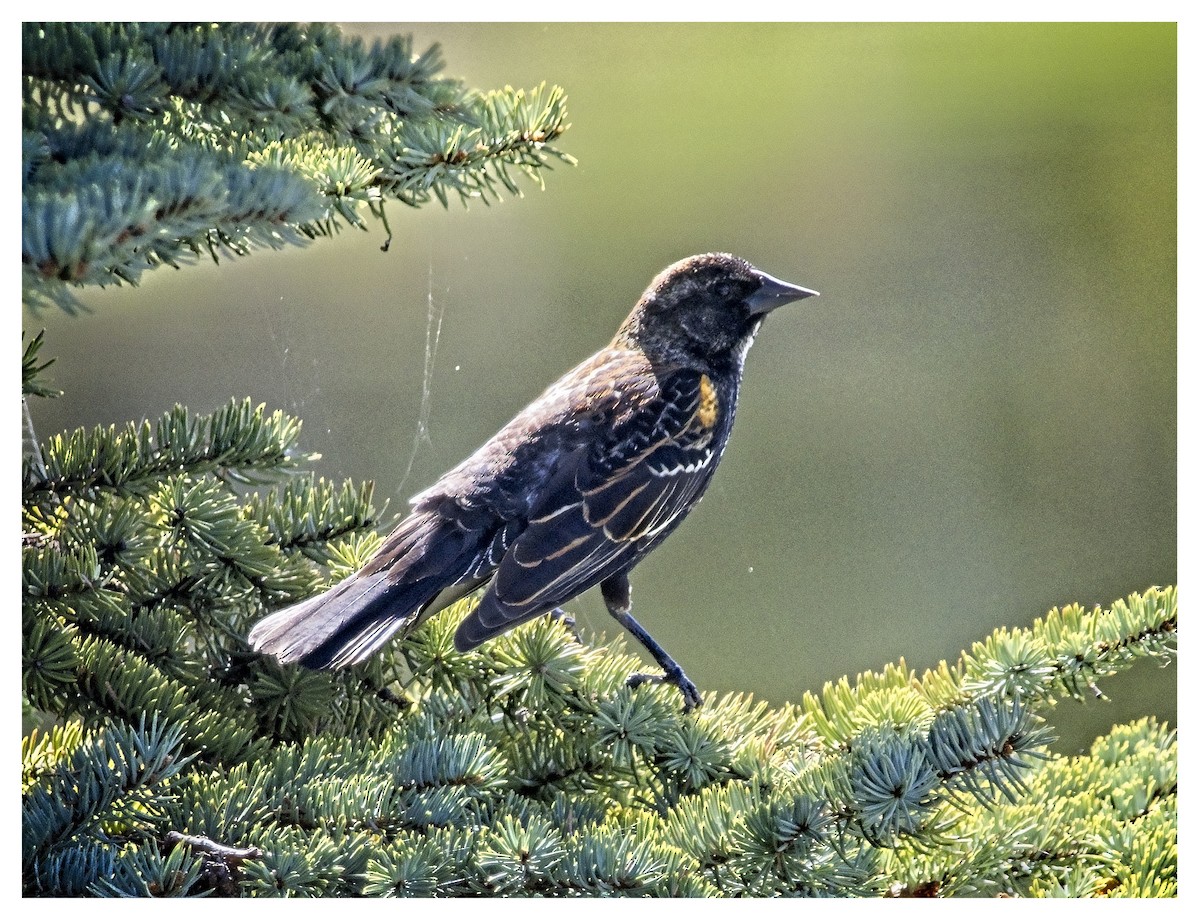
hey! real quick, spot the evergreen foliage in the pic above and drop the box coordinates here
[22,22,573,312]
[20,22,1175,900]
[21,372,1178,896]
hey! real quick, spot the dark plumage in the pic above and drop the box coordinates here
[249,253,818,710]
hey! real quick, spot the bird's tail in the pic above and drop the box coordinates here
[248,510,473,669]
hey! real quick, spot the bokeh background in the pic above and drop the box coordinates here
[28,22,1176,752]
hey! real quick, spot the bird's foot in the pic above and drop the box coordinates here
[547,607,580,642]
[627,666,703,712]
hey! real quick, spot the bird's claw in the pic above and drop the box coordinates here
[627,668,703,712]
[547,607,580,642]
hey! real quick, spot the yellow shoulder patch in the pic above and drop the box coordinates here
[697,374,719,429]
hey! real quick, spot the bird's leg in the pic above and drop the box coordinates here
[600,572,702,712]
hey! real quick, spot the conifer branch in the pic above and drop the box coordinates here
[23,398,310,504]
[22,719,191,895]
[22,22,574,311]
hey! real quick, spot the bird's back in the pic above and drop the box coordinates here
[409,345,661,520]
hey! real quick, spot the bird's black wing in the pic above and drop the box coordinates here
[250,349,632,669]
[454,368,725,649]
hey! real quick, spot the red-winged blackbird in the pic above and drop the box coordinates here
[249,253,818,710]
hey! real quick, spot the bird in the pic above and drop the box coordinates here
[249,253,818,711]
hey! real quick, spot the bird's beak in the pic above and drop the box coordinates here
[746,270,820,316]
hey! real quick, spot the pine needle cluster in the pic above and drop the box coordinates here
[22,22,574,311]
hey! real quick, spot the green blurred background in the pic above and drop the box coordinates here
[28,23,1176,752]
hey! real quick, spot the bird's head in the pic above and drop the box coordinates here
[616,253,818,371]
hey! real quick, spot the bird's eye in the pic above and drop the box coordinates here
[716,281,738,300]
